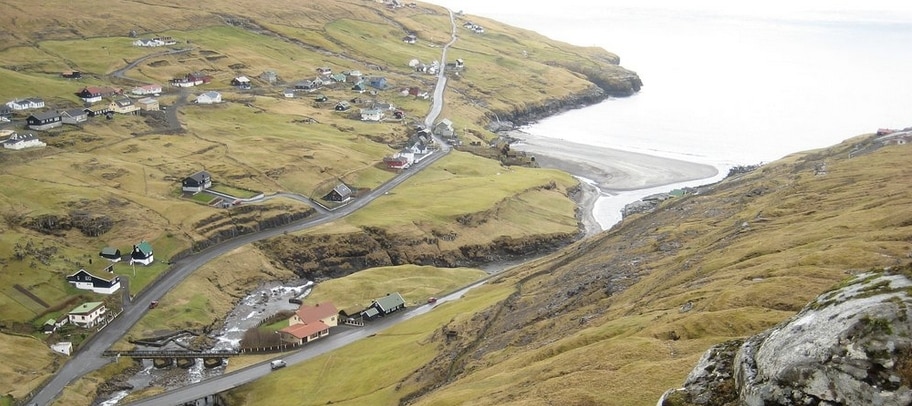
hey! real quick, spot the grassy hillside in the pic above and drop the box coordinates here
[0,1,642,403]
[226,135,912,405]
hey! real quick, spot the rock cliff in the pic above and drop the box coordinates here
[662,269,912,406]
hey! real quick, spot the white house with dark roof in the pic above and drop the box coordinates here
[182,171,212,193]
[67,302,107,328]
[66,267,121,294]
[323,183,353,202]
[3,133,46,150]
[130,240,154,266]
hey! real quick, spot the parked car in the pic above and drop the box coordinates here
[427,297,438,304]
[148,301,159,309]
[270,359,287,370]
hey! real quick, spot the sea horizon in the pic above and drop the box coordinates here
[428,0,912,229]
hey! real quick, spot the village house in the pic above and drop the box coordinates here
[77,86,121,103]
[231,76,251,89]
[43,316,68,334]
[334,101,351,111]
[282,88,296,98]
[323,183,353,202]
[182,170,212,193]
[27,111,63,130]
[130,240,154,266]
[136,97,160,111]
[66,266,121,294]
[131,84,163,96]
[195,91,222,104]
[360,108,384,121]
[278,302,339,345]
[402,34,417,44]
[3,132,46,150]
[171,73,212,87]
[0,106,11,122]
[67,302,107,328]
[6,98,45,111]
[84,105,112,118]
[362,292,406,319]
[368,77,388,90]
[109,97,139,115]
[61,70,82,79]
[345,70,363,83]
[351,82,367,93]
[132,36,176,47]
[294,80,318,91]
[60,108,88,125]
[316,67,333,76]
[434,118,456,137]
[99,247,122,262]
[383,155,411,170]
[260,70,278,85]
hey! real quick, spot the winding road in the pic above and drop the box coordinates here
[26,9,458,406]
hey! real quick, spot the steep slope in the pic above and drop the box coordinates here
[401,134,912,405]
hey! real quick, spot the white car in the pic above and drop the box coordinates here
[270,360,287,370]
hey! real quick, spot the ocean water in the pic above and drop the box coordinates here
[428,0,912,228]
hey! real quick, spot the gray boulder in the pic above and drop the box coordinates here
[664,271,912,406]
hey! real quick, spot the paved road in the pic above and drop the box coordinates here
[27,9,458,406]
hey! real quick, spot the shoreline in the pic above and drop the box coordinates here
[504,129,721,232]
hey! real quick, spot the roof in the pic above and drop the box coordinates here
[112,98,134,107]
[280,321,329,339]
[134,240,153,256]
[4,133,39,144]
[68,268,101,280]
[200,91,221,98]
[234,76,250,83]
[362,307,380,318]
[332,183,352,196]
[61,108,87,117]
[137,97,158,105]
[30,111,60,121]
[187,171,211,182]
[69,302,104,315]
[100,247,119,256]
[374,292,405,311]
[295,302,338,324]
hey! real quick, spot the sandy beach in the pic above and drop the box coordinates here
[506,129,720,234]
[507,130,719,192]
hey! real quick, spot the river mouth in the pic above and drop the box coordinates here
[96,279,311,405]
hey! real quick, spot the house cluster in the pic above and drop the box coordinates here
[383,127,434,169]
[2,83,163,130]
[409,58,440,75]
[64,240,154,296]
[2,131,46,150]
[132,36,177,47]
[462,21,485,34]
[171,72,212,88]
[278,292,408,345]
[399,86,429,99]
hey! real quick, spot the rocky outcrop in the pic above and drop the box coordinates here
[256,228,579,281]
[487,64,642,129]
[663,270,912,406]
